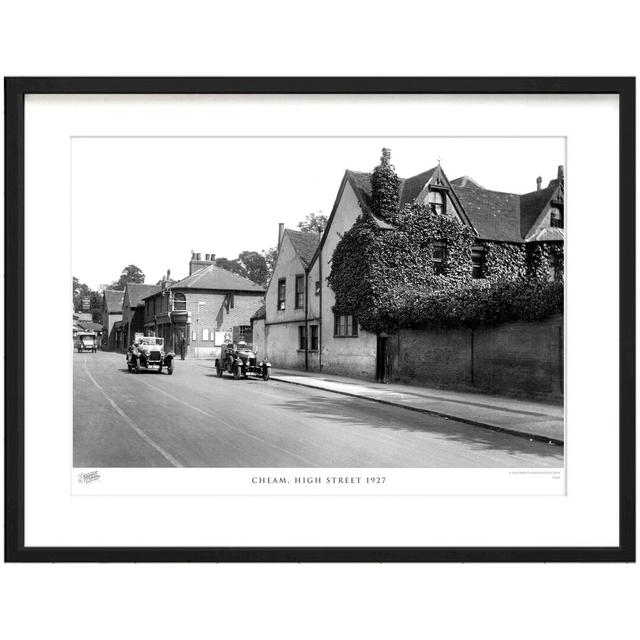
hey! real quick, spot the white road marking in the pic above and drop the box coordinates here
[137,375,320,467]
[83,360,182,468]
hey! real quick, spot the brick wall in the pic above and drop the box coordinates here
[389,314,563,402]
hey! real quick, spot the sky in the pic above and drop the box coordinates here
[72,136,565,290]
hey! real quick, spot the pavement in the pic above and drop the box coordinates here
[74,351,563,468]
[270,368,565,445]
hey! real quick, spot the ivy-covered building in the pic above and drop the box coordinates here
[261,148,564,398]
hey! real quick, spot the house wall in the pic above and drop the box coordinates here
[264,233,311,369]
[144,289,264,358]
[389,313,563,401]
[104,312,122,350]
[251,318,266,358]
[319,181,377,378]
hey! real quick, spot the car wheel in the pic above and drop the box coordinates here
[135,358,141,374]
[167,361,174,375]
[157,365,163,374]
[262,366,270,381]
[216,363,222,377]
[233,364,240,380]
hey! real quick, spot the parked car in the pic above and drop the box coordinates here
[215,342,271,381]
[127,336,175,374]
[75,331,97,353]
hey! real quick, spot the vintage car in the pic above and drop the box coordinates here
[215,341,271,381]
[126,336,175,374]
[75,331,97,353]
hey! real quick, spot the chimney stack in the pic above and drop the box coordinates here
[536,176,542,191]
[166,269,170,280]
[558,165,565,182]
[278,223,285,252]
[188,252,215,275]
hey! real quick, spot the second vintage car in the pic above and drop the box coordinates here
[215,341,271,380]
[126,335,175,374]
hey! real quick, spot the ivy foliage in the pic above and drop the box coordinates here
[327,150,564,334]
[370,148,400,219]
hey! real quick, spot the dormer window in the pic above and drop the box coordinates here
[549,203,563,228]
[428,189,446,215]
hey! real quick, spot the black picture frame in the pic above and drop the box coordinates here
[4,77,635,563]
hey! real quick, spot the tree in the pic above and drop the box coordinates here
[72,276,103,324]
[110,264,145,290]
[215,257,247,278]
[297,211,328,234]
[239,250,269,287]
[263,247,278,280]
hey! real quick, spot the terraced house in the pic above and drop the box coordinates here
[256,148,564,399]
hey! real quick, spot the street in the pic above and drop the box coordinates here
[74,351,563,468]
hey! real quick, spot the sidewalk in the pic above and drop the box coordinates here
[270,368,564,445]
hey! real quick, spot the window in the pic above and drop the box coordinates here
[295,274,305,309]
[277,278,286,310]
[549,253,557,282]
[428,189,446,214]
[315,280,320,295]
[173,292,186,311]
[202,328,209,341]
[310,325,319,350]
[298,325,307,350]
[549,204,563,228]
[471,245,486,279]
[334,314,358,337]
[192,331,197,341]
[431,241,447,275]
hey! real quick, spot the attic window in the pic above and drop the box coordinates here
[550,203,563,228]
[428,189,446,215]
[431,241,447,275]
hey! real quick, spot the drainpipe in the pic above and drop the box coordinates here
[318,245,323,371]
[304,270,309,372]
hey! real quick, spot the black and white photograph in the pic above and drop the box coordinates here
[72,136,565,472]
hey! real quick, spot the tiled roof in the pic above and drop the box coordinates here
[78,321,104,332]
[451,175,486,189]
[345,167,561,243]
[103,289,124,312]
[126,283,160,308]
[167,264,265,293]
[399,168,438,205]
[527,227,565,242]
[454,185,523,242]
[286,229,321,266]
[519,185,557,239]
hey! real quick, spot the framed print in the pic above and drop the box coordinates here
[4,77,635,562]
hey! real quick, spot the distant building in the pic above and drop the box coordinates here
[142,252,265,358]
[102,289,124,350]
[114,283,160,352]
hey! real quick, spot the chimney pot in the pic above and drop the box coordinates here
[167,269,170,280]
[536,176,542,191]
[558,165,565,182]
[381,147,391,163]
[205,254,210,261]
[210,254,215,262]
[196,253,201,260]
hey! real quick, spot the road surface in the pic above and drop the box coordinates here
[74,351,563,468]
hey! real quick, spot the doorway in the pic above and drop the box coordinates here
[376,335,390,383]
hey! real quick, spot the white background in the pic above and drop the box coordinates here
[1,2,638,640]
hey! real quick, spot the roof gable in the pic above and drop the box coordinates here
[166,264,265,293]
[285,229,321,266]
[125,283,160,308]
[103,289,124,313]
